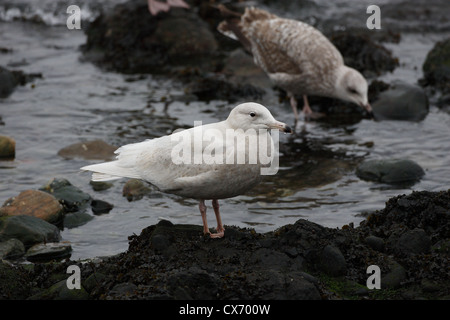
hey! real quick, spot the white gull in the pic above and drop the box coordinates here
[81,102,292,238]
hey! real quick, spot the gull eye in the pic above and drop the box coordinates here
[249,112,256,117]
[348,87,358,94]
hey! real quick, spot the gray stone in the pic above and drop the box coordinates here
[40,178,91,212]
[395,228,431,255]
[0,238,25,260]
[0,215,60,247]
[63,211,94,229]
[25,242,72,262]
[356,159,425,185]
[381,260,406,289]
[372,81,429,121]
[0,66,17,98]
[365,235,385,252]
[318,245,347,277]
[57,139,117,160]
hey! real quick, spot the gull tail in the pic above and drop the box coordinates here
[216,5,252,53]
[81,161,141,182]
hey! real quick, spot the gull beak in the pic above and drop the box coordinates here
[269,121,293,134]
[361,103,375,120]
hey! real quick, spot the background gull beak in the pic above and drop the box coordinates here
[362,103,375,120]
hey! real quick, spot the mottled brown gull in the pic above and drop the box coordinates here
[81,102,292,238]
[218,6,373,122]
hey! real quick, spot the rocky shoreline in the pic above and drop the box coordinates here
[1,0,449,301]
[0,189,449,300]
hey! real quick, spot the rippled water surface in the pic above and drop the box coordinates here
[0,0,449,260]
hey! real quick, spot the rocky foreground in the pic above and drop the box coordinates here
[0,189,448,300]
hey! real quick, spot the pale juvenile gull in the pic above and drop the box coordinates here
[147,0,189,16]
[81,102,292,238]
[217,6,373,122]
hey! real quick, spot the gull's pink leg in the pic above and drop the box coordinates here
[302,95,326,120]
[148,0,170,15]
[288,92,299,123]
[211,199,225,238]
[199,199,210,236]
[167,0,190,9]
[302,95,313,118]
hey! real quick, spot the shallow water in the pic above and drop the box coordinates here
[0,0,449,260]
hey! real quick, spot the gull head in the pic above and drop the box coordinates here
[227,102,293,133]
[335,66,373,119]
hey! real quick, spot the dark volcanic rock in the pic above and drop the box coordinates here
[420,38,450,95]
[82,1,218,74]
[328,31,399,77]
[1,190,449,300]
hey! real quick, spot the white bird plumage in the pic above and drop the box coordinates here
[81,102,292,238]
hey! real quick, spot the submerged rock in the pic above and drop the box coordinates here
[57,139,117,160]
[421,38,450,94]
[0,135,15,159]
[122,179,152,201]
[0,190,63,224]
[40,178,91,213]
[371,81,429,121]
[0,66,42,98]
[63,211,94,229]
[356,159,425,186]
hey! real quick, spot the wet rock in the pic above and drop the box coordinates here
[0,66,42,98]
[167,267,220,300]
[0,66,16,98]
[381,260,406,289]
[89,180,114,191]
[420,38,450,94]
[0,215,60,247]
[40,178,91,213]
[184,72,265,102]
[356,159,425,186]
[63,211,94,229]
[0,135,15,159]
[28,279,89,300]
[371,81,429,121]
[57,139,117,160]
[328,31,399,77]
[91,199,114,215]
[222,48,272,90]
[122,179,152,201]
[25,242,72,262]
[0,190,63,224]
[317,245,347,277]
[110,282,138,297]
[394,228,431,256]
[82,2,218,74]
[2,188,447,300]
[365,235,384,252]
[0,238,25,260]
